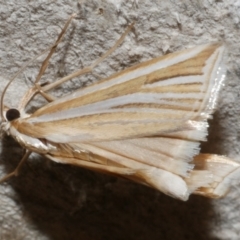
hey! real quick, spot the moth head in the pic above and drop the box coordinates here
[6,108,20,121]
[0,108,20,136]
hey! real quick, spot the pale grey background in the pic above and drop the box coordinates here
[0,0,240,239]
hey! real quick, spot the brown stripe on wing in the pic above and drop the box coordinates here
[111,101,199,112]
[14,114,193,142]
[142,83,203,93]
[145,43,220,84]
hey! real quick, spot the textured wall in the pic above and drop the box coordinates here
[0,0,240,239]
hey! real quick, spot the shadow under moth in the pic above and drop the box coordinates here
[1,14,239,201]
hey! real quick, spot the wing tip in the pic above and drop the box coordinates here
[191,154,240,198]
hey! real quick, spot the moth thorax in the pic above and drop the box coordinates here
[6,109,20,121]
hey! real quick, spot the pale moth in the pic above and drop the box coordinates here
[1,15,240,201]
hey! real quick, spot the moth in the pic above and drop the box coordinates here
[1,15,240,201]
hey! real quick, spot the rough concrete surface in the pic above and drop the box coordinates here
[0,0,240,239]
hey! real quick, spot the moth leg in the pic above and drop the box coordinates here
[17,82,56,110]
[40,22,135,92]
[34,14,76,85]
[0,150,31,183]
[18,14,76,110]
[18,20,134,108]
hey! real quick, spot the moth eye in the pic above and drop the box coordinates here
[6,109,20,121]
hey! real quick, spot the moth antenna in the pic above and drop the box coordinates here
[0,14,76,121]
[0,48,53,121]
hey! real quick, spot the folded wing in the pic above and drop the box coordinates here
[12,43,234,200]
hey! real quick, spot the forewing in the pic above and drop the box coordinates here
[13,43,225,143]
